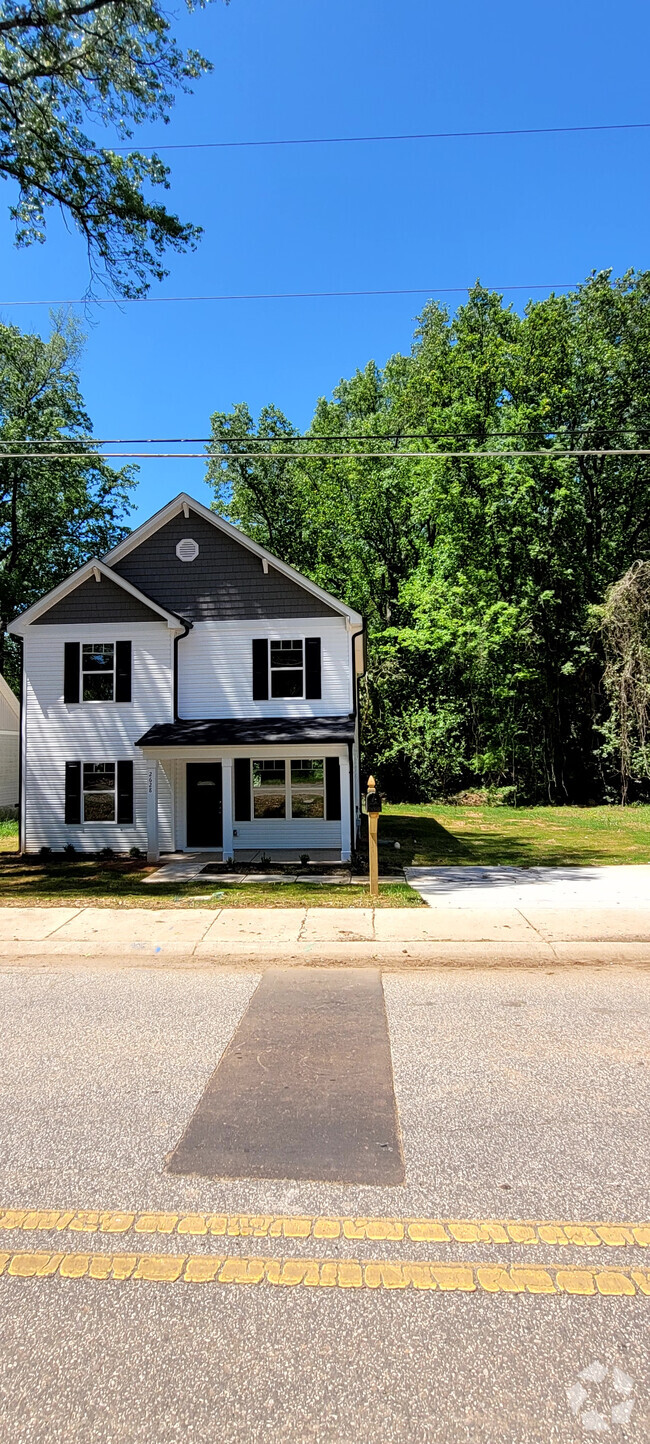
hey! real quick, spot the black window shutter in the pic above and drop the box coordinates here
[64,642,80,704]
[234,758,251,821]
[117,761,134,824]
[65,761,81,823]
[115,641,132,703]
[252,638,269,699]
[305,637,322,699]
[325,757,341,820]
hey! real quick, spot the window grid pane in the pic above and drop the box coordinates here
[82,643,114,702]
[82,763,116,822]
[270,639,303,699]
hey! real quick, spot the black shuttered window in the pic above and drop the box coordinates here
[252,639,269,699]
[305,637,322,699]
[65,762,82,823]
[325,757,341,820]
[234,758,251,821]
[64,642,80,704]
[117,761,134,824]
[115,642,132,703]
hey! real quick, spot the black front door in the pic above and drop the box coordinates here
[186,763,223,848]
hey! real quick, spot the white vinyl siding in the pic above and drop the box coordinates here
[22,622,174,853]
[177,617,352,719]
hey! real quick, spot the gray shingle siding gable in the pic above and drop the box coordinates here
[33,574,163,624]
[112,511,339,620]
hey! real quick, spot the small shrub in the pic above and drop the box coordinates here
[98,846,114,860]
[299,852,311,868]
[129,846,143,859]
[63,843,76,858]
[39,845,51,859]
[259,852,271,870]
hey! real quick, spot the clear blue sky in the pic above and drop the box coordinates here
[1,0,649,522]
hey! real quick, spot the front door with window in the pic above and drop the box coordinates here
[186,763,223,848]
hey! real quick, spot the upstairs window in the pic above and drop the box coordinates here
[290,759,324,817]
[83,762,116,821]
[252,760,286,818]
[82,643,114,702]
[270,640,303,698]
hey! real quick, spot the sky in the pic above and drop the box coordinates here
[1,0,649,522]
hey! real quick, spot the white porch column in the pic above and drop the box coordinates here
[340,750,351,862]
[146,762,159,863]
[221,758,234,862]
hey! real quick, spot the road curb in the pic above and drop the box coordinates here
[2,940,650,969]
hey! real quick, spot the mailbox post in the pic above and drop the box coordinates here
[366,774,382,899]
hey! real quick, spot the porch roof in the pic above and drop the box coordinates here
[137,714,355,748]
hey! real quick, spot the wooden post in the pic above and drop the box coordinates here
[366,773,381,899]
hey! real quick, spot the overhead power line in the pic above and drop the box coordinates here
[0,282,578,308]
[2,448,650,461]
[0,430,647,446]
[109,119,650,154]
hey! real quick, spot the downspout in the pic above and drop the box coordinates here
[173,619,192,721]
[349,625,366,851]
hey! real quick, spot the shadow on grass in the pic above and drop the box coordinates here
[382,812,650,868]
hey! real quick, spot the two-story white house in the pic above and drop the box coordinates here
[9,493,365,863]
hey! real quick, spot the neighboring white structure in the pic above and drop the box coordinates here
[0,672,19,808]
[9,494,365,861]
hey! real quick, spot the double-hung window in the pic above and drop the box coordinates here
[290,759,325,817]
[82,643,114,702]
[83,763,116,821]
[252,760,287,818]
[270,640,303,698]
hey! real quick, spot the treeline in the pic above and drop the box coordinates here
[206,270,650,803]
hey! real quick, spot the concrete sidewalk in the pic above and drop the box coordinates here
[1,900,650,967]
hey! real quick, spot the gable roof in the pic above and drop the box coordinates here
[104,492,363,627]
[7,558,188,634]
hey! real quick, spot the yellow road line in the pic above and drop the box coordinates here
[0,1208,648,1248]
[1,1249,649,1295]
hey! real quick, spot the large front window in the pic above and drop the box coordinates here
[253,760,286,818]
[270,639,303,698]
[83,762,116,821]
[82,643,114,702]
[251,758,326,819]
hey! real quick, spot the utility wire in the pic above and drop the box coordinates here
[2,449,650,461]
[0,282,578,308]
[0,431,647,445]
[0,427,647,444]
[108,119,650,154]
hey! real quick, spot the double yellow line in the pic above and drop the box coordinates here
[2,1208,648,1298]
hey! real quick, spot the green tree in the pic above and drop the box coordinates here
[205,270,650,803]
[0,315,134,682]
[0,0,226,296]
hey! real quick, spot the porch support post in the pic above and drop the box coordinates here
[340,749,351,862]
[221,758,234,863]
[146,762,159,863]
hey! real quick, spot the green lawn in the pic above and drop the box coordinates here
[381,803,650,868]
[0,804,647,906]
[0,842,418,908]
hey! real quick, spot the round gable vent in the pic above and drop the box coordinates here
[176,537,199,562]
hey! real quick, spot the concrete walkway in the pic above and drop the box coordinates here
[1,891,650,967]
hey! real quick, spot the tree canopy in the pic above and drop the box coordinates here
[0,315,134,683]
[0,0,224,295]
[206,269,650,802]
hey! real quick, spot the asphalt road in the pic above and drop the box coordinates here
[0,961,648,1443]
